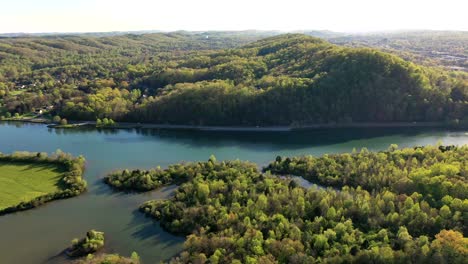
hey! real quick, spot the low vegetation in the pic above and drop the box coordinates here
[0,151,87,215]
[74,252,140,264]
[0,162,63,209]
[67,230,105,258]
[96,118,116,128]
[106,146,467,263]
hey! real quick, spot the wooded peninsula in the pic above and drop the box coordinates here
[105,145,467,263]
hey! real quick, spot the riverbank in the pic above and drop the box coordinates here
[2,117,51,124]
[45,121,468,132]
[3,119,455,132]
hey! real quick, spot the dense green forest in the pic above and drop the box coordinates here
[265,145,467,206]
[105,145,467,263]
[0,32,467,126]
[0,31,270,118]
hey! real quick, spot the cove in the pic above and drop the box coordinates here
[1,121,468,264]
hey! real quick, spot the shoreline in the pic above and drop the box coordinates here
[0,118,454,131]
[133,121,449,131]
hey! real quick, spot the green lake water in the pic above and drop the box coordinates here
[1,121,468,264]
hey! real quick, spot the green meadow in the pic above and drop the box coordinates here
[0,162,65,210]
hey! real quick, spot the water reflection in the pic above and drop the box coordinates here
[43,125,457,151]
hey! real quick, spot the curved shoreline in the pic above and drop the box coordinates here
[1,119,453,131]
[135,121,449,132]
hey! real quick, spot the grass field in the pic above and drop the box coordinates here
[0,162,65,210]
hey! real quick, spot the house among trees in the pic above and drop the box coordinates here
[34,106,54,115]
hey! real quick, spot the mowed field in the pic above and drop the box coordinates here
[0,162,64,210]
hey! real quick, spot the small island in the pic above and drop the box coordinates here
[66,231,142,263]
[0,151,87,215]
[67,230,105,258]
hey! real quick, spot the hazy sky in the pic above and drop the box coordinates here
[1,0,467,33]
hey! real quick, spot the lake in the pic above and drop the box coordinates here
[1,121,468,264]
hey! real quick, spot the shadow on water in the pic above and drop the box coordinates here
[0,120,458,149]
[128,210,183,244]
[43,249,69,264]
[30,121,455,151]
[132,127,449,150]
[92,177,118,196]
[126,209,185,261]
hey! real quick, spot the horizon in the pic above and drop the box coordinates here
[1,28,467,37]
[1,0,467,34]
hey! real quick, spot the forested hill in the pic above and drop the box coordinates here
[130,34,468,125]
[0,33,467,126]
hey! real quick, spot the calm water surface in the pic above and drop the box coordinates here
[1,122,468,264]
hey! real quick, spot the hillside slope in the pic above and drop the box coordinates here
[130,34,467,125]
[0,34,467,126]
